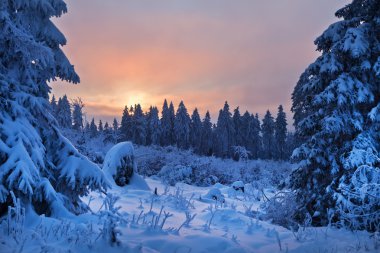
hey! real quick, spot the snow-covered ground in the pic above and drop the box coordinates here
[1,175,378,253]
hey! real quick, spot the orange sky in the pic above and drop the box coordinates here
[51,0,349,124]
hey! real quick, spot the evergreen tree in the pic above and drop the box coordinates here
[250,113,262,159]
[103,122,114,143]
[146,106,161,145]
[98,120,104,133]
[112,118,119,141]
[190,108,202,153]
[132,104,146,145]
[174,101,191,149]
[215,102,235,158]
[261,110,275,159]
[120,106,133,141]
[290,0,380,229]
[200,111,214,156]
[72,98,84,131]
[0,0,106,215]
[90,118,98,137]
[232,107,244,147]
[168,101,176,145]
[274,105,287,160]
[57,95,72,128]
[50,95,58,116]
[84,122,90,133]
[113,118,118,132]
[161,99,174,146]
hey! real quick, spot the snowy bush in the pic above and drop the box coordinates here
[97,193,126,246]
[204,188,225,203]
[103,142,136,186]
[261,191,300,230]
[158,165,192,186]
[232,181,245,193]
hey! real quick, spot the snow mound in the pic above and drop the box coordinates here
[103,142,136,186]
[231,181,245,192]
[204,188,225,203]
[127,174,150,191]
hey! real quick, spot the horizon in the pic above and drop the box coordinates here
[51,0,350,125]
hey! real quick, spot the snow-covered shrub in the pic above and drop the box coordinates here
[137,155,166,176]
[261,191,300,230]
[204,188,225,203]
[97,194,125,246]
[232,181,245,193]
[336,163,380,231]
[6,192,25,241]
[103,142,136,186]
[0,0,108,216]
[158,165,192,186]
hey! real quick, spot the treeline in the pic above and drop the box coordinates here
[50,95,297,161]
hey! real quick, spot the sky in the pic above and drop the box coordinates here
[51,0,350,125]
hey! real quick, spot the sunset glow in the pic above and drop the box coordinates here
[51,0,349,123]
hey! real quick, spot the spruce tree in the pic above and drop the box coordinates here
[57,95,72,128]
[98,120,104,133]
[250,113,262,159]
[232,107,244,147]
[120,106,133,141]
[112,118,119,141]
[200,111,213,156]
[274,105,287,160]
[132,104,146,145]
[215,102,235,158]
[90,118,98,138]
[0,0,106,215]
[50,95,58,117]
[168,101,176,145]
[174,101,191,149]
[262,110,275,160]
[113,118,118,132]
[190,108,202,153]
[146,106,160,146]
[160,99,171,146]
[72,98,84,131]
[290,0,380,229]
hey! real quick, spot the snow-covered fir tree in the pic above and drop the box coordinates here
[274,105,287,160]
[190,108,202,154]
[98,119,104,133]
[262,110,275,160]
[57,95,72,128]
[215,102,235,158]
[72,98,84,131]
[50,95,58,116]
[132,104,147,145]
[232,107,244,147]
[0,0,107,216]
[146,106,161,145]
[112,118,119,141]
[160,99,175,146]
[90,118,98,137]
[103,122,114,143]
[168,101,176,145]
[249,113,262,159]
[200,111,214,156]
[290,0,380,229]
[120,106,133,141]
[174,101,191,149]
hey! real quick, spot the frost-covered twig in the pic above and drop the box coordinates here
[177,212,197,233]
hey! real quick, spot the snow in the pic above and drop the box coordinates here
[103,141,136,184]
[0,177,378,253]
